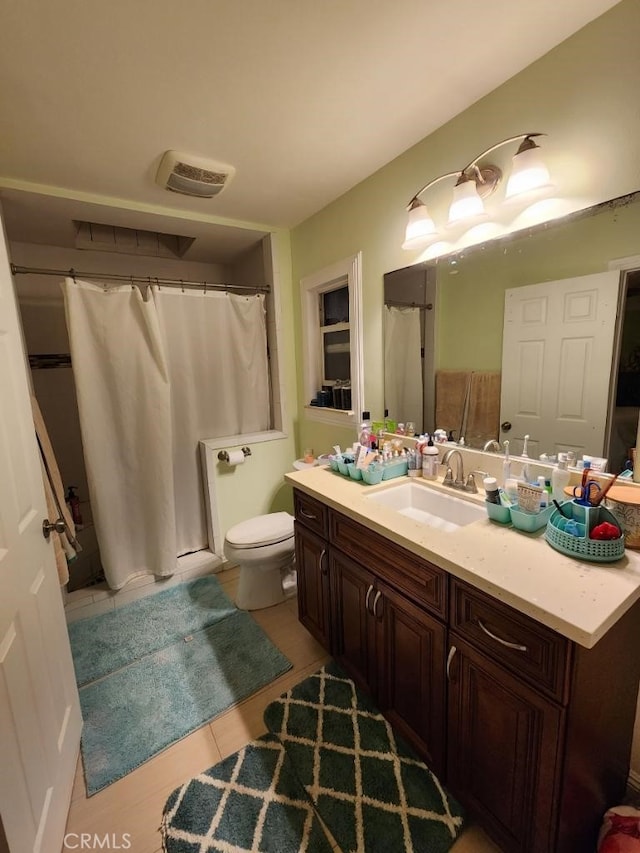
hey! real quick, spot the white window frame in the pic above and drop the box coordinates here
[301,252,364,428]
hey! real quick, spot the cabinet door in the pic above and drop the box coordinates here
[294,522,331,650]
[376,580,446,778]
[447,634,564,853]
[330,550,377,696]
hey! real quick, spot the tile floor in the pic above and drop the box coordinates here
[64,567,500,853]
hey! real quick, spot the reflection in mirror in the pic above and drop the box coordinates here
[383,265,436,436]
[385,191,640,473]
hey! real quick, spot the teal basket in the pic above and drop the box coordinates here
[545,500,625,563]
[510,503,554,533]
[382,459,408,480]
[485,500,511,524]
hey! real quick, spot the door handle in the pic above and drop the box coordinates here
[500,421,512,432]
[372,590,383,619]
[42,518,66,540]
[365,584,374,615]
[319,548,328,575]
[446,645,457,681]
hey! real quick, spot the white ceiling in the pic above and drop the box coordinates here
[0,0,621,255]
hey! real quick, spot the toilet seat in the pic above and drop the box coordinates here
[225,511,294,550]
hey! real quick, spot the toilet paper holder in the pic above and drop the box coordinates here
[218,446,252,463]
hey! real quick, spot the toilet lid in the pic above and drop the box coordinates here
[226,511,294,548]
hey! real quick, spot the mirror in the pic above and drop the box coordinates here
[384,191,640,471]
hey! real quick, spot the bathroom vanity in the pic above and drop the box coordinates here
[285,466,640,853]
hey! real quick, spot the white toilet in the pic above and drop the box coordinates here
[223,511,296,610]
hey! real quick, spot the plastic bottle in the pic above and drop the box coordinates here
[551,454,570,502]
[358,411,372,448]
[66,486,83,526]
[422,434,439,480]
[483,477,500,504]
[538,475,548,508]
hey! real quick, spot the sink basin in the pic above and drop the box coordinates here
[366,481,484,531]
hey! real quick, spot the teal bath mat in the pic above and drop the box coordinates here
[69,575,237,686]
[162,735,334,853]
[264,661,465,853]
[80,610,292,794]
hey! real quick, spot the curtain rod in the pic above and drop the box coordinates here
[9,264,270,294]
[385,299,432,310]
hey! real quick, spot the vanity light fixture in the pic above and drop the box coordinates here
[402,132,550,250]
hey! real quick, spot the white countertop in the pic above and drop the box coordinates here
[285,467,640,649]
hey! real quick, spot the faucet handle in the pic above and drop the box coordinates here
[465,473,479,493]
[443,466,454,487]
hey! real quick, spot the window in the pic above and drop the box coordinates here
[320,284,350,385]
[300,253,363,427]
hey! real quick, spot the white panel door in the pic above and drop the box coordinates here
[0,216,82,852]
[501,271,620,459]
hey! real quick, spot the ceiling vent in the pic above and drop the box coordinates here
[155,150,236,198]
[74,221,195,258]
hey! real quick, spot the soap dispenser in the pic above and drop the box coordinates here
[422,434,439,481]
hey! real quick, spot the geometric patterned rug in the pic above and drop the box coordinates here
[263,661,465,853]
[161,734,334,852]
[162,661,465,852]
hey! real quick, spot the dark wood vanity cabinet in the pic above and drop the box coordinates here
[330,547,447,775]
[447,634,564,853]
[292,488,640,853]
[293,491,331,649]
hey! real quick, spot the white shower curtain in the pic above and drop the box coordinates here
[63,279,270,589]
[384,305,423,429]
[63,279,177,589]
[156,289,269,556]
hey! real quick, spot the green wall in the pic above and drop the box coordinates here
[437,197,640,371]
[290,0,640,455]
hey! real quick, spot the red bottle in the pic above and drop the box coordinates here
[66,486,83,527]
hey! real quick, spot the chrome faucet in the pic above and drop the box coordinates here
[442,448,483,493]
[442,448,465,488]
[483,439,501,452]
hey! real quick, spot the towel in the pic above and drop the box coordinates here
[435,370,501,447]
[435,370,472,439]
[467,372,502,448]
[31,395,80,585]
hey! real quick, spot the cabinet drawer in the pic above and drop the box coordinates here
[329,510,446,619]
[294,490,328,539]
[450,579,571,703]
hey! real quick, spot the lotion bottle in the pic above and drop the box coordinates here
[422,435,439,481]
[358,411,372,448]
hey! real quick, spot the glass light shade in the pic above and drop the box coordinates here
[402,202,437,250]
[505,146,551,198]
[448,179,485,224]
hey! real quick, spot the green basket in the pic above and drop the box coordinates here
[545,501,625,563]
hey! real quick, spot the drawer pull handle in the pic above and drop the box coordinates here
[477,619,528,652]
[373,590,383,619]
[300,508,317,521]
[319,548,328,575]
[365,584,374,614]
[446,645,457,681]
